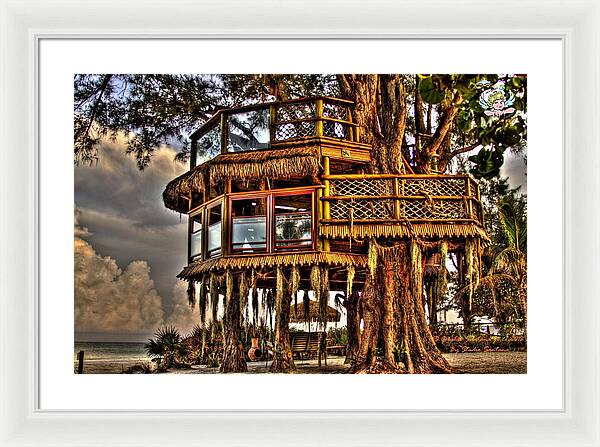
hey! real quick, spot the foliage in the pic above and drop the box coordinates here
[74,73,526,178]
[454,192,527,325]
[328,326,348,346]
[416,74,527,178]
[145,326,183,369]
[74,74,337,167]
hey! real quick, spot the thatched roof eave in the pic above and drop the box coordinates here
[163,146,321,212]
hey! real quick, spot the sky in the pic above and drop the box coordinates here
[74,135,198,342]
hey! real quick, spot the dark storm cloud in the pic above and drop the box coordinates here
[75,136,189,312]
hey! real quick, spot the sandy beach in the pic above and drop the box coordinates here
[75,351,526,374]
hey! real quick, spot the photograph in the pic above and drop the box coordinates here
[73,73,527,375]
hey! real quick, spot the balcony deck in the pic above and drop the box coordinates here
[320,174,487,241]
[189,96,371,167]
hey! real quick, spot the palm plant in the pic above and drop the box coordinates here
[145,326,182,368]
[455,195,527,329]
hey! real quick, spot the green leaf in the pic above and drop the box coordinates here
[457,109,473,132]
[419,76,445,104]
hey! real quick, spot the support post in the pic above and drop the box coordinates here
[269,104,277,144]
[393,177,401,220]
[322,156,331,251]
[315,98,324,137]
[77,350,84,374]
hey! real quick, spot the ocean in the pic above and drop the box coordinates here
[74,341,150,374]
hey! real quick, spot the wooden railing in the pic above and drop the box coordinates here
[190,97,358,166]
[320,174,484,227]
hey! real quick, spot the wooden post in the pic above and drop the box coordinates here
[220,112,228,154]
[222,182,231,255]
[322,156,331,251]
[269,104,277,144]
[315,98,324,137]
[465,178,474,219]
[393,177,401,220]
[346,106,355,142]
[77,350,84,374]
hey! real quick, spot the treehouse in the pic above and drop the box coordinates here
[163,96,487,294]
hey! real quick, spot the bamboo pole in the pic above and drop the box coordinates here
[393,177,401,220]
[269,104,277,144]
[322,155,331,252]
[315,98,324,137]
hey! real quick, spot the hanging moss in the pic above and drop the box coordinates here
[266,288,275,329]
[239,270,249,326]
[319,267,330,329]
[187,280,196,308]
[289,265,300,297]
[250,269,259,325]
[302,289,310,326]
[199,276,208,324]
[437,241,448,301]
[465,238,475,309]
[346,265,355,299]
[410,239,423,292]
[368,238,378,278]
[209,273,218,323]
[310,265,322,306]
[225,269,234,310]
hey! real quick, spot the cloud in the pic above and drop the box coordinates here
[75,135,189,309]
[165,280,200,335]
[74,237,165,335]
[74,210,199,340]
[75,134,187,229]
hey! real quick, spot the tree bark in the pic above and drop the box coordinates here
[350,242,452,374]
[344,291,361,364]
[270,289,296,372]
[220,287,248,373]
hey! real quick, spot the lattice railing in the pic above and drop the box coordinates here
[324,174,484,226]
[272,98,357,142]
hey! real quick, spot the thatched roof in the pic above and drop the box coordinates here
[177,252,367,279]
[163,147,321,212]
[320,222,489,241]
[290,299,341,323]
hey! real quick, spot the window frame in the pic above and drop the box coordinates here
[270,189,316,252]
[228,193,269,254]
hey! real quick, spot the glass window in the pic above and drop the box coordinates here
[274,193,313,250]
[190,215,202,261]
[207,204,222,257]
[231,197,267,253]
[194,122,222,166]
[226,109,270,152]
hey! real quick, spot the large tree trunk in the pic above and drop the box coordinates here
[270,289,296,372]
[350,242,452,374]
[339,74,453,374]
[220,287,248,373]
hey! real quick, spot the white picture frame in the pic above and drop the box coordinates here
[1,1,598,445]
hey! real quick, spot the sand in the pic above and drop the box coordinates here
[75,352,527,374]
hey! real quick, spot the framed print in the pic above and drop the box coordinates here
[0,1,599,446]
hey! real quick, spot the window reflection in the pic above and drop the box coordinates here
[274,194,312,250]
[194,123,221,166]
[207,204,222,257]
[231,197,267,253]
[190,215,202,261]
[227,109,270,152]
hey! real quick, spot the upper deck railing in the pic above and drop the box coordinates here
[320,174,484,227]
[190,96,359,167]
